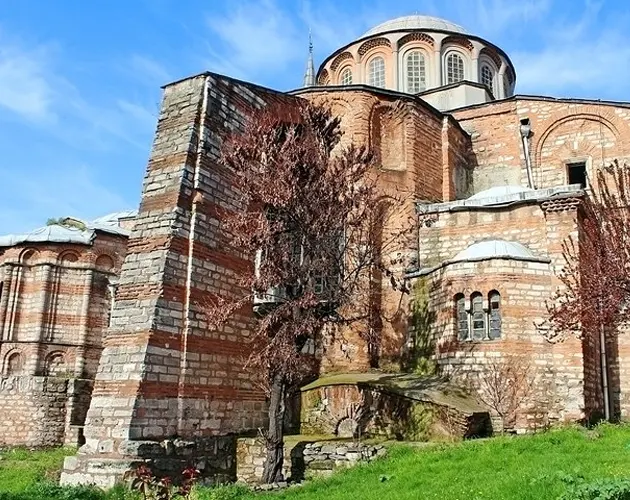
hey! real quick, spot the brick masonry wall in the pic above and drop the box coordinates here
[452,98,630,196]
[413,194,596,427]
[0,232,127,446]
[299,88,471,372]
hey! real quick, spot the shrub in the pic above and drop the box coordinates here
[559,477,630,500]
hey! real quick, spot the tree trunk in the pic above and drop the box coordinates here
[262,372,286,484]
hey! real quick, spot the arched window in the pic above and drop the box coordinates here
[368,57,386,88]
[340,67,353,85]
[455,293,469,341]
[446,53,465,84]
[406,51,426,93]
[45,353,67,377]
[5,352,23,376]
[471,292,486,340]
[488,291,501,339]
[481,65,494,92]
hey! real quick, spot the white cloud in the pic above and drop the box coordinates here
[0,36,57,121]
[0,163,130,234]
[512,2,630,97]
[205,0,304,79]
[471,0,551,37]
[127,54,172,86]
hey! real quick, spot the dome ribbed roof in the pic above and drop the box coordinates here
[453,240,537,262]
[362,15,467,38]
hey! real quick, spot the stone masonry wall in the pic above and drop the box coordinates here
[236,437,386,484]
[0,376,83,447]
[62,74,306,487]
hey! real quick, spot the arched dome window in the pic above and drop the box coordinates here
[446,52,465,84]
[481,65,494,92]
[405,51,426,93]
[368,56,386,88]
[340,67,353,85]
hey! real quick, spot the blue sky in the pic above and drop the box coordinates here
[1,0,628,234]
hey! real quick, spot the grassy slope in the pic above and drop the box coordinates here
[2,425,630,499]
[255,424,630,500]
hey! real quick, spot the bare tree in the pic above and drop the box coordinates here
[544,161,630,419]
[473,356,534,432]
[204,102,410,483]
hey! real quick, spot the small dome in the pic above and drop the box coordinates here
[468,185,533,201]
[362,15,468,38]
[453,240,537,262]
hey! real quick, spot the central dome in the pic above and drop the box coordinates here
[362,15,468,38]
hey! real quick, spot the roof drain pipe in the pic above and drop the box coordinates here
[520,118,536,189]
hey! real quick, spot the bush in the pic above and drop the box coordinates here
[559,478,630,500]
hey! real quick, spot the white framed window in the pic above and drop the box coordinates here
[488,291,501,340]
[446,52,465,84]
[405,51,426,93]
[455,293,469,341]
[368,56,386,88]
[340,67,353,85]
[481,65,494,92]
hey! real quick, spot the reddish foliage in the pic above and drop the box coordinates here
[545,160,630,343]
[203,101,410,482]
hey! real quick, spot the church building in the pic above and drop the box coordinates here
[0,13,626,486]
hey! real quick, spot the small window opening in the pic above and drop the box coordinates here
[567,162,587,188]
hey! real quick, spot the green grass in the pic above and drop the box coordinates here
[251,424,630,500]
[0,447,75,494]
[3,425,630,499]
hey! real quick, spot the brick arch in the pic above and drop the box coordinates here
[3,349,24,376]
[95,254,115,272]
[358,37,391,57]
[19,248,39,265]
[368,101,408,172]
[58,250,80,264]
[317,69,330,85]
[44,351,68,377]
[442,35,474,52]
[534,112,622,167]
[330,52,354,72]
[397,32,434,50]
[479,47,502,70]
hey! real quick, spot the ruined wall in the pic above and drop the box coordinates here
[236,437,386,484]
[0,376,92,447]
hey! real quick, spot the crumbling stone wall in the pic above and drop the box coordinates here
[236,437,386,484]
[0,376,92,447]
[300,384,489,440]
